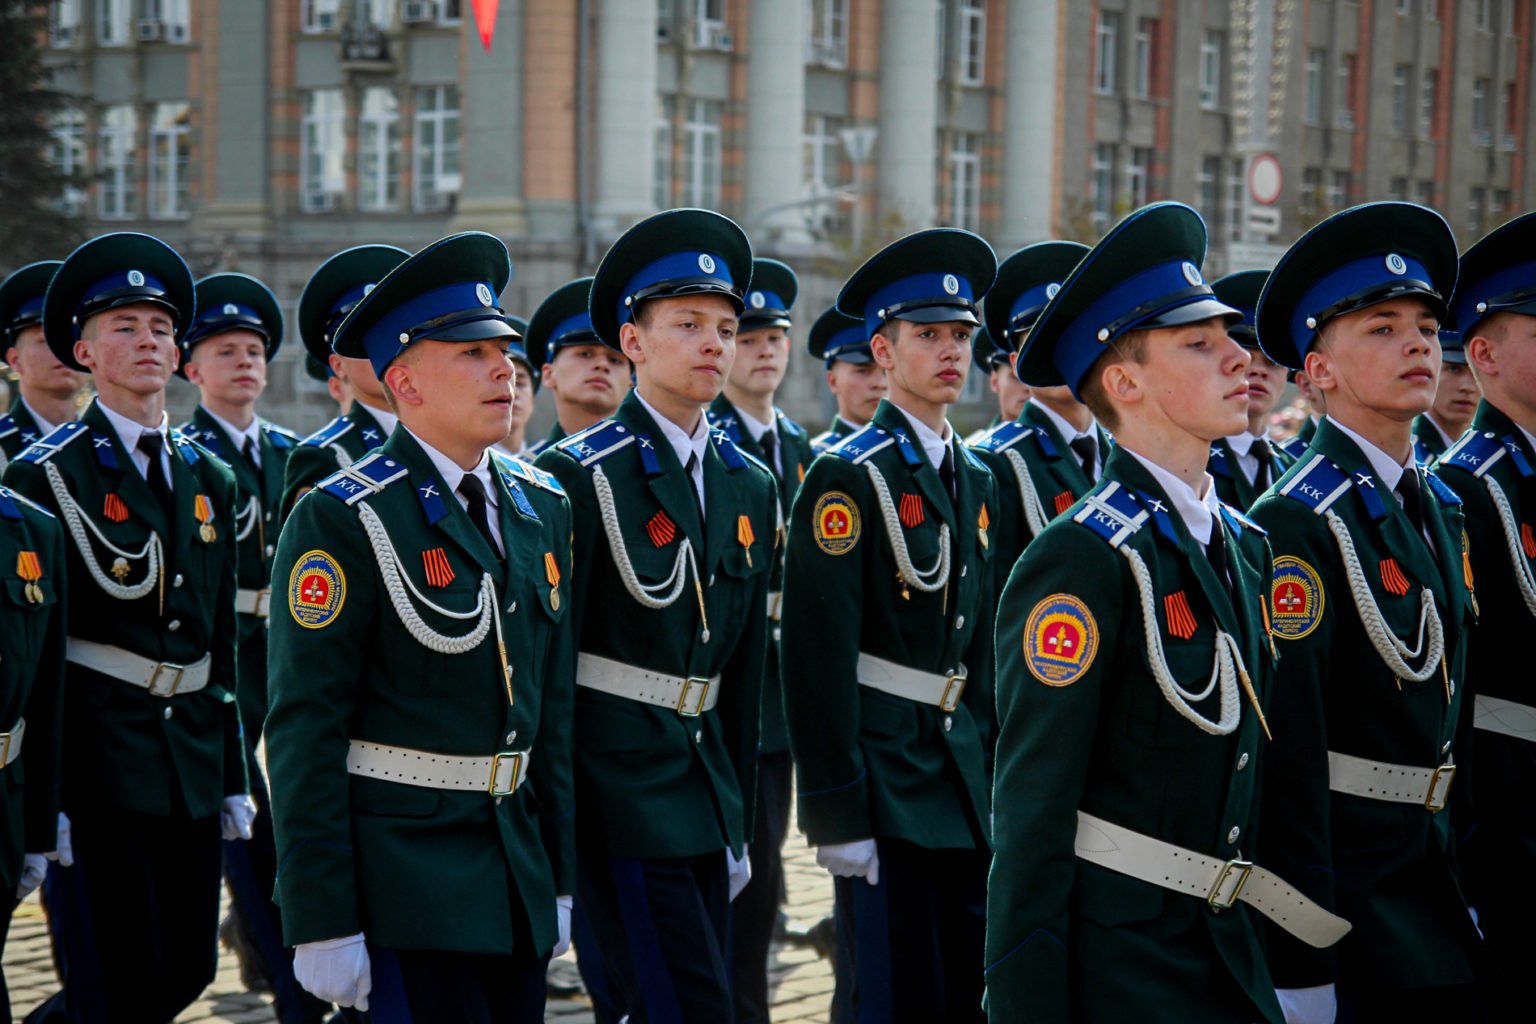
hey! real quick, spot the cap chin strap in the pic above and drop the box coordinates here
[1096,284,1213,342]
[1310,279,1440,330]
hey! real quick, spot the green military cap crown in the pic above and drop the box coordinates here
[806,305,869,365]
[43,232,196,372]
[970,326,1008,371]
[588,208,753,350]
[297,245,410,380]
[984,241,1090,354]
[0,261,62,347]
[740,258,798,332]
[1211,269,1269,347]
[525,277,600,373]
[838,227,997,338]
[504,314,539,393]
[176,273,285,378]
[1451,209,1536,340]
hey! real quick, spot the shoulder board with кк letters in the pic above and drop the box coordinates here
[316,451,410,505]
[1440,430,1507,481]
[493,451,566,496]
[1276,453,1354,515]
[1070,480,1151,549]
[11,421,89,465]
[554,419,636,468]
[826,424,895,465]
[971,420,1032,454]
[299,415,358,449]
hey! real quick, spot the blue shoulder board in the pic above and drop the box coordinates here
[0,485,53,520]
[1278,435,1309,460]
[1275,453,1354,515]
[316,451,411,505]
[171,433,203,466]
[960,445,986,471]
[0,414,16,439]
[12,421,89,465]
[1422,470,1463,508]
[972,420,1032,454]
[263,422,299,449]
[711,429,751,471]
[1219,502,1267,536]
[300,415,357,449]
[1069,481,1150,549]
[777,410,805,437]
[554,419,636,468]
[1439,430,1506,480]
[494,451,566,496]
[826,423,895,465]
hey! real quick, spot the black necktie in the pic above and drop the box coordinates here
[1069,435,1098,484]
[939,445,957,502]
[240,435,260,472]
[1252,442,1276,492]
[136,431,172,515]
[1397,469,1427,537]
[1207,520,1233,596]
[457,474,500,554]
[685,452,705,521]
[759,428,782,486]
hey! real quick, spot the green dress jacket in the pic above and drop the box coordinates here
[2,400,244,819]
[1413,413,1456,466]
[809,414,861,456]
[0,485,66,889]
[537,391,776,860]
[1208,436,1294,511]
[0,402,48,469]
[1249,418,1482,989]
[780,400,996,850]
[278,402,391,519]
[266,428,575,954]
[178,406,297,732]
[984,448,1281,1023]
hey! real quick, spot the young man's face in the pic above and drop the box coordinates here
[74,303,179,396]
[1429,360,1481,434]
[183,329,268,407]
[990,362,1031,421]
[331,352,387,404]
[5,324,86,400]
[826,359,887,425]
[727,325,790,400]
[1241,345,1284,426]
[1133,317,1252,442]
[872,318,973,407]
[508,359,535,434]
[1306,296,1441,424]
[390,339,514,450]
[1475,313,1536,409]
[621,294,737,408]
[542,342,629,418]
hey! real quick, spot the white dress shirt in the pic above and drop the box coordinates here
[1120,444,1221,548]
[407,427,503,557]
[97,402,173,492]
[635,390,712,513]
[1032,399,1101,477]
[734,405,782,479]
[202,407,262,467]
[889,402,955,475]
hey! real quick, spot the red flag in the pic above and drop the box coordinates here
[471,0,499,52]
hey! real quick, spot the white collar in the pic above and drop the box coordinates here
[1120,443,1220,546]
[889,401,954,472]
[202,406,262,456]
[97,400,170,454]
[1518,423,1536,457]
[1031,399,1096,447]
[734,404,776,443]
[16,398,60,437]
[636,389,711,470]
[354,401,399,439]
[1224,431,1256,457]
[406,427,497,509]
[1328,417,1412,493]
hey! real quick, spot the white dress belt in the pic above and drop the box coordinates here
[66,638,212,698]
[1473,695,1536,744]
[1327,750,1456,812]
[576,652,720,716]
[346,740,531,796]
[0,719,25,770]
[235,587,271,619]
[1074,811,1352,949]
[856,652,968,713]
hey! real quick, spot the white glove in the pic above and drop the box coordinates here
[726,845,752,902]
[294,933,371,1010]
[553,895,573,958]
[16,854,48,900]
[46,812,73,867]
[220,794,258,841]
[1275,984,1336,1024]
[816,839,880,885]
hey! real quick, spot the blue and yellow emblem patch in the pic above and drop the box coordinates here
[1023,594,1098,686]
[813,491,860,555]
[1270,555,1324,640]
[288,550,346,629]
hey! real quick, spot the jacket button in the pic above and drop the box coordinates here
[172,574,184,588]
[694,730,703,743]
[955,615,965,630]
[167,620,181,631]
[1236,752,1249,771]
[163,707,173,720]
[960,565,967,578]
[943,716,953,732]
[1227,826,1241,844]
[505,731,517,745]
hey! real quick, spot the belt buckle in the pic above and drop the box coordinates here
[0,731,11,767]
[939,673,967,713]
[1425,763,1456,812]
[1207,858,1253,911]
[677,677,711,717]
[488,752,524,796]
[147,661,186,698]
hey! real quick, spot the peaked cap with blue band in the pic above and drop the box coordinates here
[589,208,753,350]
[1438,328,1465,365]
[971,326,1008,371]
[984,241,1090,355]
[504,315,539,392]
[1255,201,1457,371]
[837,227,997,341]
[526,277,602,370]
[297,244,410,380]
[806,305,870,365]
[740,258,798,332]
[0,261,61,346]
[177,273,284,378]
[1451,210,1536,342]
[1212,269,1268,346]
[42,232,195,373]
[1017,203,1237,398]
[330,232,518,378]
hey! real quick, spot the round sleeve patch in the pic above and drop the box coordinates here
[812,491,861,555]
[288,550,347,629]
[1270,555,1324,639]
[1022,594,1099,686]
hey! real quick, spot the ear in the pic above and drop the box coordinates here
[183,357,203,385]
[169,344,181,374]
[1303,347,1336,393]
[328,352,346,380]
[619,322,645,365]
[869,330,896,370]
[73,339,95,371]
[1465,333,1497,378]
[1100,360,1141,408]
[383,361,424,408]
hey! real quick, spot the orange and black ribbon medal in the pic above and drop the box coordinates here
[1522,522,1536,559]
[646,510,677,548]
[193,494,217,543]
[1163,590,1197,640]
[978,503,990,549]
[1379,557,1411,597]
[16,551,43,604]
[422,547,454,587]
[737,515,755,568]
[544,551,561,611]
[103,494,130,523]
[898,493,924,529]
[1053,491,1075,517]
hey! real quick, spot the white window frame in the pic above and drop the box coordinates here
[654,95,674,209]
[1327,170,1349,214]
[1420,68,1437,138]
[300,89,346,213]
[1226,159,1244,242]
[148,101,190,219]
[694,0,728,49]
[1126,146,1150,210]
[1476,0,1492,30]
[949,131,981,232]
[49,0,81,47]
[1091,143,1115,235]
[682,98,722,210]
[413,85,461,213]
[1095,11,1120,95]
[957,0,985,86]
[1468,186,1486,234]
[1471,77,1491,143]
[438,0,463,25]
[358,86,401,212]
[98,104,137,219]
[1197,156,1220,230]
[804,0,848,67]
[140,0,191,41]
[98,0,129,45]
[1391,65,1410,135]
[302,0,340,33]
[1335,54,1354,129]
[1304,49,1323,124]
[1133,18,1154,99]
[50,109,86,215]
[1199,31,1223,109]
[803,113,841,194]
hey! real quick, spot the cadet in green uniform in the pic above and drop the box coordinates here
[494,316,539,461]
[1413,330,1479,465]
[1434,210,1536,1018]
[985,203,1336,1024]
[536,209,776,1022]
[807,306,887,454]
[704,257,815,1024]
[0,484,66,1022]
[280,245,408,517]
[1279,370,1326,461]
[1248,202,1483,1022]
[524,277,630,459]
[3,232,251,1022]
[0,263,84,469]
[173,274,324,1024]
[266,232,575,1021]
[969,241,1098,578]
[781,228,998,1024]
[1207,271,1293,510]
[963,326,1029,445]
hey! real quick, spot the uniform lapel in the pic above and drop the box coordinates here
[623,395,706,551]
[391,430,503,577]
[84,401,170,539]
[703,433,738,571]
[1023,402,1092,496]
[259,427,287,509]
[350,403,390,449]
[876,402,955,533]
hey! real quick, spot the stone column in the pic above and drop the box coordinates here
[743,0,808,248]
[876,0,939,229]
[591,0,659,240]
[999,0,1059,248]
